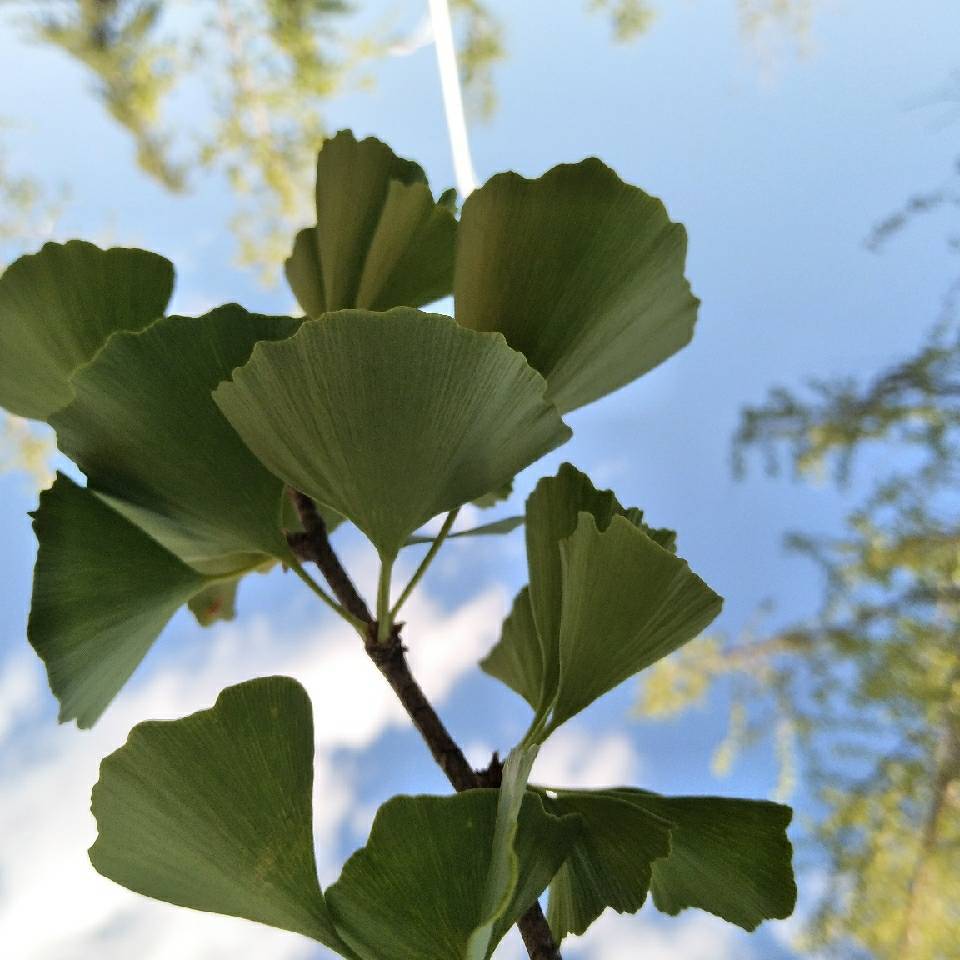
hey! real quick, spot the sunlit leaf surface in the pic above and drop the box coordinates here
[286,131,456,315]
[456,159,698,413]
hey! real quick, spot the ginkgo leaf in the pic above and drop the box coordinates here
[481,463,694,728]
[405,515,523,546]
[549,512,722,729]
[286,130,456,315]
[539,790,673,940]
[89,676,353,954]
[214,309,570,561]
[51,305,300,574]
[614,790,797,930]
[187,578,240,626]
[479,587,543,710]
[325,789,579,960]
[455,159,698,413]
[0,240,173,419]
[524,464,635,707]
[28,474,208,728]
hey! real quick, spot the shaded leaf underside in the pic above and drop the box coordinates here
[28,474,208,728]
[51,305,300,574]
[0,240,173,420]
[215,309,570,560]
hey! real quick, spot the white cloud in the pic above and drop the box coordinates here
[0,568,507,959]
[532,725,641,789]
[566,911,748,960]
[490,910,749,960]
[0,651,42,741]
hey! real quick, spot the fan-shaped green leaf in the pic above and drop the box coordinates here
[325,788,579,960]
[28,473,209,727]
[540,790,673,940]
[548,512,722,730]
[456,159,698,413]
[89,676,352,952]
[50,305,300,574]
[286,130,456,315]
[525,464,632,708]
[0,240,173,419]
[481,464,689,727]
[614,790,797,930]
[214,309,570,561]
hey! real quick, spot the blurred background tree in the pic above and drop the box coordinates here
[0,0,673,475]
[638,151,960,960]
[3,0,815,281]
[0,134,60,480]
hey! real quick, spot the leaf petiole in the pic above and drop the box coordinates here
[390,507,460,620]
[288,554,367,635]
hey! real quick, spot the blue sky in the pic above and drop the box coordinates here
[0,1,958,957]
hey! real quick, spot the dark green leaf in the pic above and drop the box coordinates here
[215,309,570,561]
[286,130,456,314]
[540,790,673,940]
[28,473,208,728]
[405,515,523,546]
[615,790,797,930]
[89,676,352,952]
[0,240,173,419]
[456,159,698,413]
[325,789,579,960]
[51,305,300,574]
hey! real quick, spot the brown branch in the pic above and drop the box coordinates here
[286,489,371,623]
[365,627,478,792]
[287,490,562,959]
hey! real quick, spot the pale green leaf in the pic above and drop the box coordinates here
[286,130,455,315]
[326,789,578,960]
[51,305,300,574]
[614,790,797,930]
[456,159,698,413]
[89,676,352,953]
[187,578,240,626]
[479,587,543,710]
[405,515,523,546]
[0,240,173,419]
[28,473,208,728]
[540,790,673,940]
[214,309,570,560]
[550,512,722,729]
[466,745,540,959]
